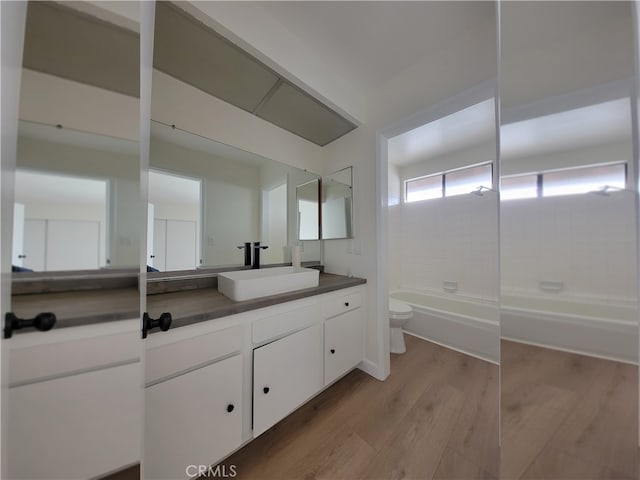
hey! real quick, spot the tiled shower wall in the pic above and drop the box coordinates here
[501,191,638,304]
[389,191,499,302]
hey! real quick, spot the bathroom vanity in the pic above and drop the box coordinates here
[6,273,141,479]
[144,272,366,480]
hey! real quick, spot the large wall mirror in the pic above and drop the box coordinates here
[322,167,353,240]
[148,121,321,272]
[500,2,638,478]
[14,121,139,272]
[13,1,140,274]
[4,2,142,480]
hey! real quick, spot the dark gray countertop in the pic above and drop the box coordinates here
[147,273,366,332]
[10,287,139,333]
[7,272,365,335]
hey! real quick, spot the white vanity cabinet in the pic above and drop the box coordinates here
[144,323,244,480]
[145,355,243,480]
[322,289,365,385]
[6,320,141,480]
[142,283,365,477]
[253,323,323,436]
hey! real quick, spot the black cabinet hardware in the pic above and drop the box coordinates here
[142,312,172,338]
[4,312,56,338]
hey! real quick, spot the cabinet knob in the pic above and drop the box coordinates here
[17,254,26,259]
[4,312,56,338]
[263,386,270,394]
[142,312,172,338]
[330,348,336,354]
[344,302,350,307]
[226,404,235,413]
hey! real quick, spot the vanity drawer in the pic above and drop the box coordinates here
[321,290,362,320]
[146,325,242,384]
[252,303,320,344]
[8,320,140,386]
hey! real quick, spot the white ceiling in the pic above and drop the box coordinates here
[148,169,200,206]
[15,170,107,205]
[388,99,496,167]
[501,98,632,161]
[256,1,493,95]
[501,1,634,108]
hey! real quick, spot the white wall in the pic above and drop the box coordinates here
[394,193,499,302]
[16,135,139,268]
[151,70,324,175]
[501,192,637,304]
[502,140,632,177]
[152,137,260,267]
[19,69,138,142]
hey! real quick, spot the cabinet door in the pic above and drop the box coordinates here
[144,354,243,480]
[7,362,141,480]
[325,309,364,385]
[253,324,323,437]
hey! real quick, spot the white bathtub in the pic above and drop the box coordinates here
[390,290,500,364]
[501,292,638,364]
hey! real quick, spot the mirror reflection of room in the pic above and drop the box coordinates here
[322,167,353,239]
[149,121,320,272]
[4,2,142,480]
[500,2,638,478]
[296,179,320,241]
[14,121,139,272]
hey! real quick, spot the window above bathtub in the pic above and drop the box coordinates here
[501,162,627,200]
[405,162,493,203]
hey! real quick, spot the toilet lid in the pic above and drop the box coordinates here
[389,298,412,314]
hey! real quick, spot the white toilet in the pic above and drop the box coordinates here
[389,298,413,354]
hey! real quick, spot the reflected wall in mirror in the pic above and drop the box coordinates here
[500,2,638,478]
[5,2,142,480]
[14,121,139,271]
[14,0,140,273]
[297,179,320,241]
[148,169,202,271]
[322,167,353,240]
[149,121,320,272]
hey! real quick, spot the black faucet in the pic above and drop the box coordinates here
[252,241,269,269]
[237,242,252,267]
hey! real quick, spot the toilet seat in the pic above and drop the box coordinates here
[389,298,413,320]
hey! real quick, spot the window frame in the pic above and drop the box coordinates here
[500,161,627,201]
[404,161,493,204]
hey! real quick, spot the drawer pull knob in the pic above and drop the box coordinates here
[330,348,336,354]
[4,312,56,338]
[344,302,350,307]
[142,312,172,338]
[263,386,270,394]
[226,404,235,413]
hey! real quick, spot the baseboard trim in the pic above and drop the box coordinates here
[357,359,386,381]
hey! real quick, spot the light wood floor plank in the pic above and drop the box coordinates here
[223,335,498,480]
[501,340,638,480]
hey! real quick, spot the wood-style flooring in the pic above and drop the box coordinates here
[222,334,499,480]
[500,340,638,480]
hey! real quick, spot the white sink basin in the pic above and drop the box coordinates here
[217,266,320,301]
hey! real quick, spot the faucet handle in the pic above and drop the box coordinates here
[253,241,269,250]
